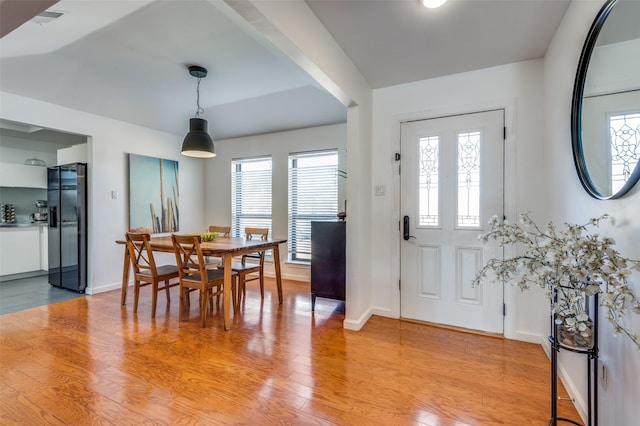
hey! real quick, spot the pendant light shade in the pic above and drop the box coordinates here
[181,65,216,158]
[421,0,447,8]
[182,118,216,158]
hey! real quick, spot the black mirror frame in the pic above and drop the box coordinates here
[571,0,640,199]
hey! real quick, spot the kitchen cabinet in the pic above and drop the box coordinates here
[311,221,346,310]
[0,163,47,188]
[0,227,42,276]
[40,226,48,270]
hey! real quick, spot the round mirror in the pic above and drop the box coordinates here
[572,0,640,199]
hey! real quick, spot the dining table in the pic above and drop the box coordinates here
[116,234,287,330]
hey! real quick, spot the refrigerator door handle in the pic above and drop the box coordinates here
[49,206,57,227]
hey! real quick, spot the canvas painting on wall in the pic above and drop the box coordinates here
[128,154,179,233]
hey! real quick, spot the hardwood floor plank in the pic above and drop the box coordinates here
[0,393,68,426]
[0,278,581,425]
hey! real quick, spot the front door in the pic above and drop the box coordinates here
[400,110,504,333]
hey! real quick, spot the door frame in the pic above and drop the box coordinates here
[389,101,522,340]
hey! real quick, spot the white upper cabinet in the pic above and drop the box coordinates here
[0,163,47,188]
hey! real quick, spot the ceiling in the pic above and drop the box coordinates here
[0,0,571,142]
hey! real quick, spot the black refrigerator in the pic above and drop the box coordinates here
[48,163,87,293]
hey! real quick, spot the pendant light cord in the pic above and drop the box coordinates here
[195,77,204,118]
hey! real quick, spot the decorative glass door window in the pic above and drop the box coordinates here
[457,131,481,228]
[418,136,439,227]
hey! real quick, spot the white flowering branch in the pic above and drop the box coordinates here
[473,213,640,350]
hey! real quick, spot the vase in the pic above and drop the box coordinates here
[557,316,594,350]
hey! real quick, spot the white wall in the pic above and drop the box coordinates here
[0,92,206,294]
[370,60,549,343]
[545,0,640,423]
[204,123,347,282]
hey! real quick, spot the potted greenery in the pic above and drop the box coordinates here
[473,213,640,350]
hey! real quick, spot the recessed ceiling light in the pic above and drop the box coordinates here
[421,0,448,8]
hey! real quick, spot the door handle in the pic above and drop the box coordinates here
[403,216,410,240]
[49,207,57,228]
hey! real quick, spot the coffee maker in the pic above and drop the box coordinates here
[31,200,48,222]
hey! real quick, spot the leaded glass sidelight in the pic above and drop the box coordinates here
[418,136,439,226]
[609,112,640,194]
[457,131,481,227]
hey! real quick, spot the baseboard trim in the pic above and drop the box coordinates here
[509,330,543,344]
[343,308,372,331]
[371,306,397,318]
[263,271,308,282]
[0,270,47,282]
[86,282,123,296]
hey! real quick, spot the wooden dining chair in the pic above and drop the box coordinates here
[171,234,237,327]
[204,225,231,268]
[230,227,269,306]
[125,232,179,318]
[208,225,230,237]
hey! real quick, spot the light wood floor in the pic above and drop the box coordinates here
[0,278,580,425]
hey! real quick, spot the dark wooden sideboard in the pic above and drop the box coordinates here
[311,221,345,310]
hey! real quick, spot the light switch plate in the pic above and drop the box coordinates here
[374,184,386,196]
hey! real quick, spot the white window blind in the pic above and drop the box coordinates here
[231,156,272,239]
[288,150,338,262]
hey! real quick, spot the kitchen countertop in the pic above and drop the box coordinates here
[0,222,48,228]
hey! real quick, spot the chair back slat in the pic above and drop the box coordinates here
[245,227,268,241]
[172,234,207,282]
[243,227,269,261]
[208,225,230,237]
[126,232,158,278]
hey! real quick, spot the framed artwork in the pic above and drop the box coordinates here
[128,153,179,233]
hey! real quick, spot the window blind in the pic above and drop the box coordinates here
[231,156,272,239]
[288,150,338,262]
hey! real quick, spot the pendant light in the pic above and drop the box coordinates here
[181,65,216,158]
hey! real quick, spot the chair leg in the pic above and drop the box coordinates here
[200,289,208,327]
[237,273,245,307]
[151,281,159,318]
[179,285,187,321]
[165,279,171,303]
[133,281,140,313]
[259,269,265,299]
[231,276,238,313]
